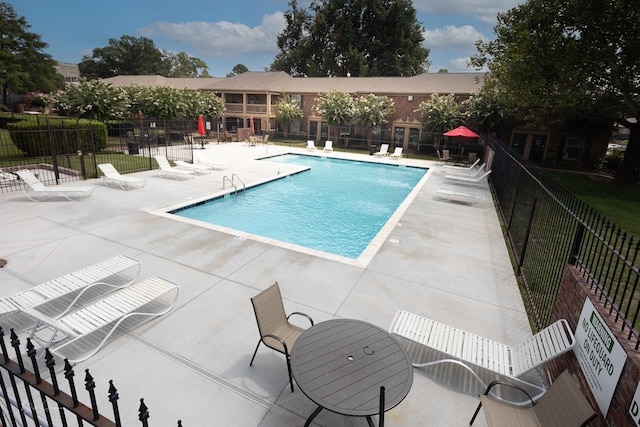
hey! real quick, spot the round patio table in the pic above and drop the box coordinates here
[290,318,413,426]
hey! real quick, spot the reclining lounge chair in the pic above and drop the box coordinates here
[389,310,576,401]
[154,155,196,180]
[27,276,179,362]
[98,163,146,191]
[15,170,94,201]
[0,255,142,333]
[373,144,389,157]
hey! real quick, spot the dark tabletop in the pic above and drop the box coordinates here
[290,319,413,417]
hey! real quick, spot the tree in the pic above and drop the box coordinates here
[352,94,395,143]
[45,79,128,120]
[0,3,63,107]
[78,35,210,79]
[472,0,640,183]
[270,0,430,77]
[463,81,511,141]
[269,0,312,76]
[164,52,210,77]
[314,91,354,141]
[44,82,224,121]
[416,93,463,148]
[226,64,249,77]
[274,93,303,138]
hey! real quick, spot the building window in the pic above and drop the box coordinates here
[563,137,581,160]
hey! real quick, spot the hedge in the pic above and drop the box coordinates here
[8,118,107,157]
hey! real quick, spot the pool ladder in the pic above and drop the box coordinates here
[223,174,245,197]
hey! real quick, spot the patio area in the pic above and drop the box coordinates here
[0,142,531,426]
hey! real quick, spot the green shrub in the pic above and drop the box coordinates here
[8,118,107,157]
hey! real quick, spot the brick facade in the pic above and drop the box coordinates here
[549,265,640,426]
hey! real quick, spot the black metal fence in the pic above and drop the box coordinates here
[489,136,640,348]
[0,328,182,427]
[0,117,210,193]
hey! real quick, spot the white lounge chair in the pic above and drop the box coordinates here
[322,140,333,152]
[444,170,492,187]
[389,147,403,159]
[193,150,230,170]
[97,163,146,190]
[373,144,389,157]
[0,168,17,187]
[442,158,480,173]
[174,160,213,174]
[15,169,94,201]
[154,155,196,180]
[0,255,142,333]
[389,310,576,401]
[306,140,317,151]
[444,164,487,180]
[436,188,484,205]
[27,276,179,362]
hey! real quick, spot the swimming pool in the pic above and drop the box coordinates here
[170,154,428,261]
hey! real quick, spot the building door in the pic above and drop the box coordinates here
[393,127,405,147]
[529,134,547,162]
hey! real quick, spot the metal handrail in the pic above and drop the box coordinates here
[231,174,245,196]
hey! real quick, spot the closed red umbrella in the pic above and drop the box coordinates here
[443,126,479,138]
[249,115,255,136]
[197,115,205,136]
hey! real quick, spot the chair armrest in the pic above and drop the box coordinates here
[287,311,314,326]
[470,380,535,425]
[262,333,290,357]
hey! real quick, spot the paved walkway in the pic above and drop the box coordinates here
[0,143,531,426]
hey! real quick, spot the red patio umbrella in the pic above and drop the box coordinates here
[443,126,479,138]
[249,115,255,136]
[197,115,206,136]
[197,115,206,148]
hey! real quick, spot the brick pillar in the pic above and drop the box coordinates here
[549,265,640,427]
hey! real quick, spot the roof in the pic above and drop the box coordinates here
[102,71,487,96]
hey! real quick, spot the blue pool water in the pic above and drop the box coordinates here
[172,154,427,259]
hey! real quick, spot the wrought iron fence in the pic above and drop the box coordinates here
[0,328,182,427]
[489,137,640,348]
[0,116,212,193]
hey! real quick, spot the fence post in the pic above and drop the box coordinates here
[85,369,100,420]
[139,398,150,427]
[109,380,122,427]
[568,223,586,265]
[518,185,539,269]
[45,348,69,425]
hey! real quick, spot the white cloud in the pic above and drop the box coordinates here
[423,25,486,53]
[139,12,285,59]
[413,0,520,24]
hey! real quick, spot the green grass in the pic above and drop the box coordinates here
[545,171,640,238]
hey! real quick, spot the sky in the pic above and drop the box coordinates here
[13,0,523,77]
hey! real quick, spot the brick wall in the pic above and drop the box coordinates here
[549,265,640,426]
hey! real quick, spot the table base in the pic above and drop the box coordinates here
[304,406,377,427]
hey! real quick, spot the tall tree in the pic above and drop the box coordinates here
[226,64,249,77]
[79,36,167,78]
[79,35,210,79]
[270,0,430,77]
[472,0,640,183]
[164,52,210,77]
[0,2,63,107]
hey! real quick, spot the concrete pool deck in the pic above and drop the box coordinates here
[0,142,531,426]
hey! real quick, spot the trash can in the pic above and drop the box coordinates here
[127,142,139,154]
[369,144,377,155]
